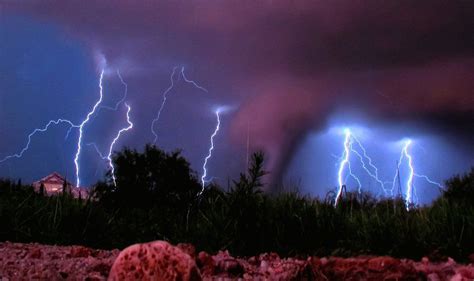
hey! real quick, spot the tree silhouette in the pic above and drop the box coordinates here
[443,168,474,204]
[94,144,201,209]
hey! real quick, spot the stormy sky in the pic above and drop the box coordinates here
[0,1,473,202]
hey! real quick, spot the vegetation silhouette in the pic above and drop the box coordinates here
[0,145,473,261]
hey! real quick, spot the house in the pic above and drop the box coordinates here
[32,172,89,199]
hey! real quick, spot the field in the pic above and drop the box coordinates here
[1,147,473,263]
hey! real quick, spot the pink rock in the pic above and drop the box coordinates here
[108,240,201,281]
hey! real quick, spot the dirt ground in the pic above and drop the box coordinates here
[1,242,474,280]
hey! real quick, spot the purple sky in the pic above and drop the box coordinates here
[0,1,473,200]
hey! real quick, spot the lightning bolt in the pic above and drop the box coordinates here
[1,68,132,188]
[151,67,208,144]
[199,109,221,195]
[75,69,127,141]
[74,69,105,187]
[334,129,444,208]
[336,128,390,204]
[402,140,415,208]
[335,128,362,205]
[350,136,386,194]
[86,71,133,186]
[0,119,79,163]
[396,139,444,209]
[105,103,133,186]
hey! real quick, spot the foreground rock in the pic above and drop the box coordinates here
[108,241,200,281]
[1,241,474,280]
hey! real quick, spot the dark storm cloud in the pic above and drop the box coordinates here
[282,0,474,72]
[9,1,473,71]
[413,110,474,146]
[3,0,473,181]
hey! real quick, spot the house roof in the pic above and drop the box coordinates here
[33,172,73,186]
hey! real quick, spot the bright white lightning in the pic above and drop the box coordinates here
[351,137,386,194]
[86,71,133,186]
[199,109,221,195]
[390,146,407,197]
[74,69,105,187]
[106,103,133,186]
[0,119,79,163]
[68,69,127,139]
[334,128,445,207]
[398,140,444,209]
[335,129,390,204]
[151,67,208,144]
[402,140,415,209]
[335,128,353,205]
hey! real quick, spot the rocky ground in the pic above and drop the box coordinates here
[1,241,474,280]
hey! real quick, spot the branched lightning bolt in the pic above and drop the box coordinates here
[335,129,361,205]
[105,103,133,186]
[199,109,221,195]
[0,119,79,163]
[151,67,208,144]
[390,145,407,197]
[333,129,445,208]
[86,71,133,186]
[396,140,444,209]
[336,129,350,202]
[85,70,128,156]
[1,68,133,188]
[335,128,390,204]
[74,69,105,187]
[351,136,385,193]
[72,70,126,141]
